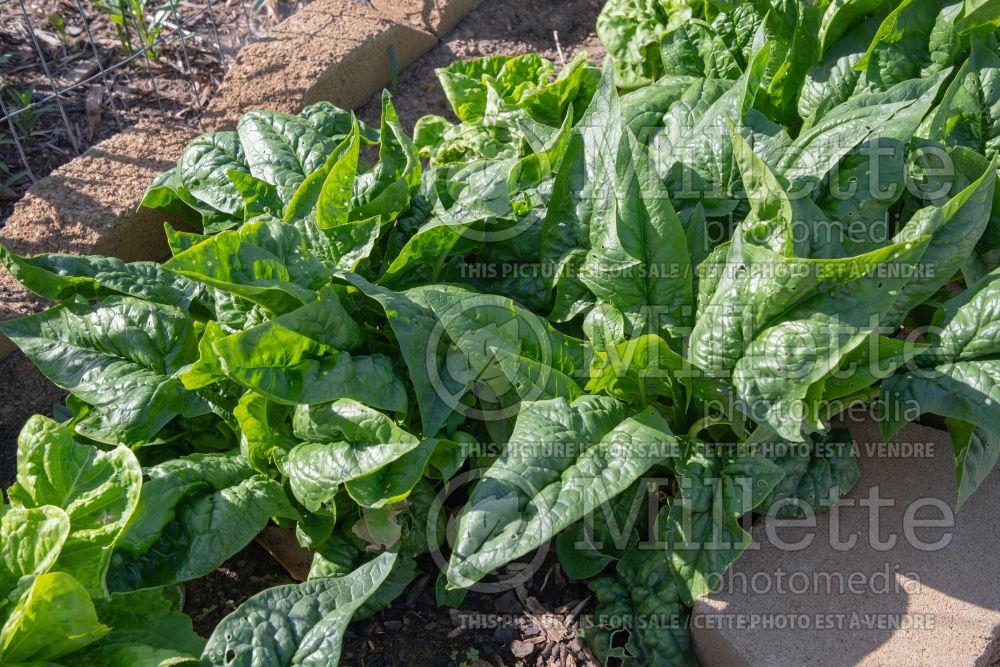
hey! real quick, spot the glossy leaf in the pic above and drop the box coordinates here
[108,453,298,590]
[447,395,679,587]
[8,415,141,596]
[0,572,108,663]
[202,550,398,666]
[0,297,208,444]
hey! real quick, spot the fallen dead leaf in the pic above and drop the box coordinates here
[254,524,313,581]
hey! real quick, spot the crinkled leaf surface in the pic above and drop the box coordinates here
[285,400,422,513]
[662,448,785,605]
[108,453,297,590]
[202,550,397,666]
[0,297,208,444]
[8,416,142,596]
[447,395,678,587]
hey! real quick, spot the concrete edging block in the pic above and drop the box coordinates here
[0,120,199,356]
[371,0,484,38]
[0,0,485,360]
[200,0,439,131]
[690,417,1000,666]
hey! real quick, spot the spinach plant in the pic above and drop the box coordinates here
[2,1,1000,664]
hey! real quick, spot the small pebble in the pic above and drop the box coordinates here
[494,591,521,613]
[510,639,534,659]
[494,622,517,644]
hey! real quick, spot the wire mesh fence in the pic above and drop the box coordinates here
[0,0,305,216]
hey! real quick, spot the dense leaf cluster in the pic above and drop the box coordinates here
[2,0,1000,664]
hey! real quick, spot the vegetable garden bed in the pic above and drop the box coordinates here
[2,0,1000,665]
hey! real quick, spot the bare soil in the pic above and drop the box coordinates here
[184,540,297,636]
[185,545,599,667]
[0,350,66,486]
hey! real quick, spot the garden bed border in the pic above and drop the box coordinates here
[0,0,482,358]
